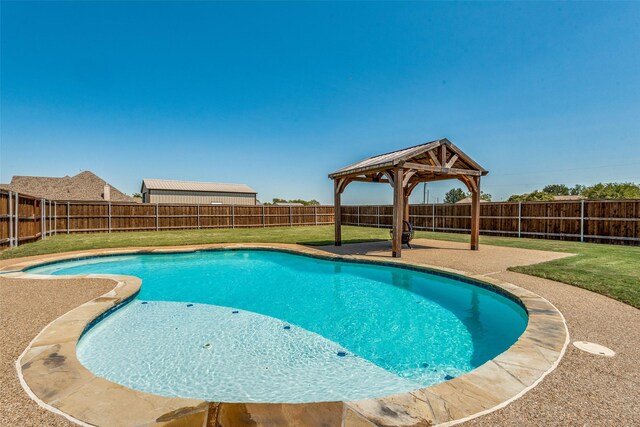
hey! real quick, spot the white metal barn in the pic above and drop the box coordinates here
[141,179,257,205]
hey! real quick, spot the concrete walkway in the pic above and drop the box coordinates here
[322,238,573,275]
[319,239,640,426]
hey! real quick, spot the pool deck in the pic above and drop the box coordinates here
[0,240,637,426]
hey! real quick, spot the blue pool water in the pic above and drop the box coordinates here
[28,250,527,402]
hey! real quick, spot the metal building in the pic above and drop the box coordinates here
[141,179,257,205]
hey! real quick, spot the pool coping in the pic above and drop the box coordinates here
[1,243,569,427]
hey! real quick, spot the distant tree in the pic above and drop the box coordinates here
[265,198,321,206]
[582,182,640,199]
[508,191,555,202]
[569,184,586,196]
[288,199,320,206]
[480,191,492,202]
[444,188,467,204]
[542,184,570,196]
[131,192,142,198]
[444,188,491,203]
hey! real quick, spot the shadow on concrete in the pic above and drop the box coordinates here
[310,240,468,257]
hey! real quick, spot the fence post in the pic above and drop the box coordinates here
[155,204,159,231]
[41,199,45,240]
[197,205,200,229]
[48,200,52,237]
[518,202,522,238]
[108,202,112,233]
[580,199,585,242]
[262,205,266,227]
[231,205,235,229]
[67,202,70,234]
[357,205,360,226]
[314,205,318,226]
[289,205,292,227]
[15,192,19,246]
[432,203,435,232]
[54,201,57,235]
[8,191,13,247]
[377,205,380,228]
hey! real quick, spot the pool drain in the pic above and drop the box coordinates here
[573,341,615,357]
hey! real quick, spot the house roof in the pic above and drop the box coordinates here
[0,171,135,202]
[142,179,257,194]
[328,138,488,179]
[552,195,586,201]
[455,197,489,204]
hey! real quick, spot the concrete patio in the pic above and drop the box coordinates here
[1,239,638,426]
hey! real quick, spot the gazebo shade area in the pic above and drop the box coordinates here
[329,138,488,257]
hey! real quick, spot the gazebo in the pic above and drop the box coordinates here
[329,138,488,257]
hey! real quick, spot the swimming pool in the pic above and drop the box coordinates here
[27,249,528,403]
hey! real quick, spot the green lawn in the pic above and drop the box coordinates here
[2,225,638,308]
[411,229,640,309]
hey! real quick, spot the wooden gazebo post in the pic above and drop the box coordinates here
[392,167,404,257]
[470,176,481,250]
[334,179,342,246]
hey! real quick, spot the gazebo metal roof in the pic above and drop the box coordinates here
[329,138,487,180]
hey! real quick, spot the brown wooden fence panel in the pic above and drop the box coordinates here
[0,191,10,246]
[342,200,639,245]
[1,190,638,248]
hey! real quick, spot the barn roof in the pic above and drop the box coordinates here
[142,179,257,194]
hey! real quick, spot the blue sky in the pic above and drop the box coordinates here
[1,1,639,204]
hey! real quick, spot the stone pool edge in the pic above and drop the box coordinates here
[1,243,569,427]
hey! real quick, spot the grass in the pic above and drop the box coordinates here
[413,229,640,309]
[2,225,638,308]
[0,225,391,259]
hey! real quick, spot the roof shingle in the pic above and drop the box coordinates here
[0,171,135,202]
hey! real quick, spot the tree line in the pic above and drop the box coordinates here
[262,198,320,206]
[443,182,640,204]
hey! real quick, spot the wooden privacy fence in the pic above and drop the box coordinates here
[0,190,334,248]
[1,190,638,248]
[341,200,640,245]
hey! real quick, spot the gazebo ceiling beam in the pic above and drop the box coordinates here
[402,170,417,187]
[382,171,395,187]
[445,154,459,168]
[349,176,391,184]
[402,162,483,176]
[339,169,479,187]
[458,175,478,193]
[427,150,441,167]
